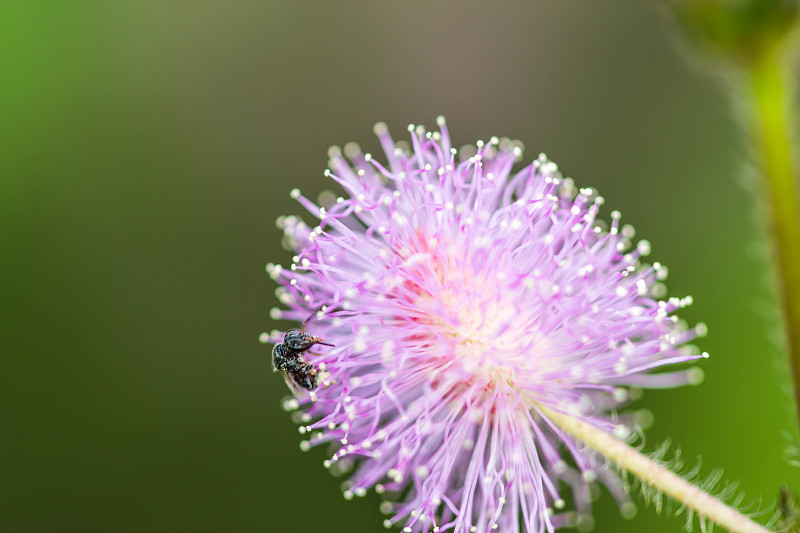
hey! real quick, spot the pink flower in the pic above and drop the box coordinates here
[265,118,707,532]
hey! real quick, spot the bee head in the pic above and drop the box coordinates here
[284,329,333,352]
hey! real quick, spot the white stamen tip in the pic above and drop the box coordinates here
[688,367,705,385]
[373,121,388,135]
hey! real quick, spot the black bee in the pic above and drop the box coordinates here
[272,306,333,391]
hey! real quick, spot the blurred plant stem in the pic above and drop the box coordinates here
[667,0,800,433]
[746,39,800,427]
[543,406,772,533]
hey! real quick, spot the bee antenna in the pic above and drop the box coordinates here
[302,305,328,333]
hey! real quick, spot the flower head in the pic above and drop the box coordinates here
[265,118,707,532]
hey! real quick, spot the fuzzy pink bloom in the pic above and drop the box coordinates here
[265,118,707,533]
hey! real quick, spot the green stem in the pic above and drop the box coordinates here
[748,42,800,428]
[542,407,773,533]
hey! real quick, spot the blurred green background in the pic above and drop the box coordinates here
[2,1,798,532]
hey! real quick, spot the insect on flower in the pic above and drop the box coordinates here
[264,117,708,532]
[272,306,334,391]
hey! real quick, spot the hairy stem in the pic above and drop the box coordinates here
[747,42,800,429]
[542,406,772,533]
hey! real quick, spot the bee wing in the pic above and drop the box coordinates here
[280,370,306,396]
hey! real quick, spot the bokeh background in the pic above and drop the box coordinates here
[3,2,799,532]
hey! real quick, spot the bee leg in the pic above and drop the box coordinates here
[300,363,318,390]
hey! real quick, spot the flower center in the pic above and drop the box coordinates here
[392,238,548,388]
